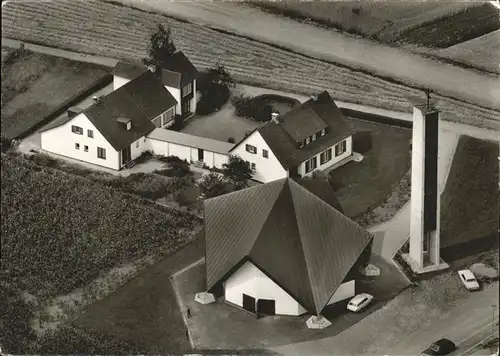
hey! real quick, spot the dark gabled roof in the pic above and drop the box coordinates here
[113,51,198,89]
[229,91,354,169]
[295,178,343,213]
[204,178,372,315]
[42,71,177,151]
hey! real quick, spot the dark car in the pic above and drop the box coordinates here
[422,338,456,356]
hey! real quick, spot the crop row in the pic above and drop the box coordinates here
[0,154,202,299]
[2,0,499,131]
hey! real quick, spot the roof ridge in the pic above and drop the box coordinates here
[286,179,318,313]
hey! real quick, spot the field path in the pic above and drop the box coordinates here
[117,0,500,111]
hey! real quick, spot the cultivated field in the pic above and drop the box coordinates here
[1,49,109,140]
[433,30,500,74]
[2,0,500,131]
[251,2,499,48]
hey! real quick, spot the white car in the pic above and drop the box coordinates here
[458,269,480,291]
[347,293,374,312]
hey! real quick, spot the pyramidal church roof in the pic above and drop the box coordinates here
[204,178,373,315]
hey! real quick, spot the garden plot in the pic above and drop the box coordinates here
[0,153,202,353]
[1,49,109,140]
[2,0,499,131]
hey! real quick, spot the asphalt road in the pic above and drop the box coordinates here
[272,282,499,356]
[116,0,500,111]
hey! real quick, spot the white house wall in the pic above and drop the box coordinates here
[166,85,181,115]
[113,75,131,91]
[225,261,307,316]
[298,136,353,177]
[230,131,288,183]
[326,280,355,305]
[146,138,228,169]
[40,113,120,170]
[129,136,147,163]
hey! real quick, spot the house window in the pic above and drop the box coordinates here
[305,156,317,173]
[152,115,162,128]
[136,140,140,148]
[84,145,88,152]
[75,143,80,150]
[335,140,347,156]
[182,82,192,97]
[311,133,317,141]
[71,125,83,135]
[251,162,256,170]
[97,147,106,159]
[305,137,311,145]
[87,129,94,138]
[162,108,174,126]
[299,140,305,148]
[320,148,332,164]
[262,149,269,158]
[245,144,257,154]
[320,128,326,137]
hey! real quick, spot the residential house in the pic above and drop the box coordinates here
[230,91,355,183]
[40,70,232,170]
[113,51,198,119]
[204,178,373,317]
[40,71,177,170]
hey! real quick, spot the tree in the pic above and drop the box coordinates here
[222,155,255,189]
[198,172,233,199]
[143,24,177,66]
[206,62,235,88]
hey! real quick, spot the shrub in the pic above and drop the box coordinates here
[312,169,328,181]
[169,114,184,131]
[222,155,255,189]
[1,135,12,153]
[154,158,192,178]
[198,172,233,199]
[231,95,275,122]
[227,137,236,144]
[196,83,230,115]
[255,103,273,122]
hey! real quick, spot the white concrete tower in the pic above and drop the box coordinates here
[408,105,445,272]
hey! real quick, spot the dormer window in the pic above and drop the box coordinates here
[311,133,317,141]
[299,140,305,148]
[305,137,311,145]
[117,117,132,131]
[320,128,326,136]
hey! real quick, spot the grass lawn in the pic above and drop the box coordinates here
[1,49,109,140]
[0,153,203,353]
[172,254,408,349]
[440,136,499,251]
[329,118,412,219]
[251,2,499,48]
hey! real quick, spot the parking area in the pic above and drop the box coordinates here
[172,254,409,350]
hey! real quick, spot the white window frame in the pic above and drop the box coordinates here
[320,128,326,137]
[97,147,106,160]
[162,108,174,126]
[71,125,83,135]
[335,140,347,157]
[245,144,257,154]
[136,140,140,148]
[152,115,161,128]
[182,82,192,97]
[320,148,332,164]
[87,129,94,138]
[262,149,269,159]
[305,156,317,173]
[305,137,311,145]
[311,133,317,141]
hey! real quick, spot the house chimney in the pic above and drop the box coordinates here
[147,64,156,73]
[408,105,442,272]
[271,112,280,124]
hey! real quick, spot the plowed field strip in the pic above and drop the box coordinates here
[2,0,499,131]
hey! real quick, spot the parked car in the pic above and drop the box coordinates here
[422,338,456,355]
[458,269,480,291]
[347,293,373,312]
